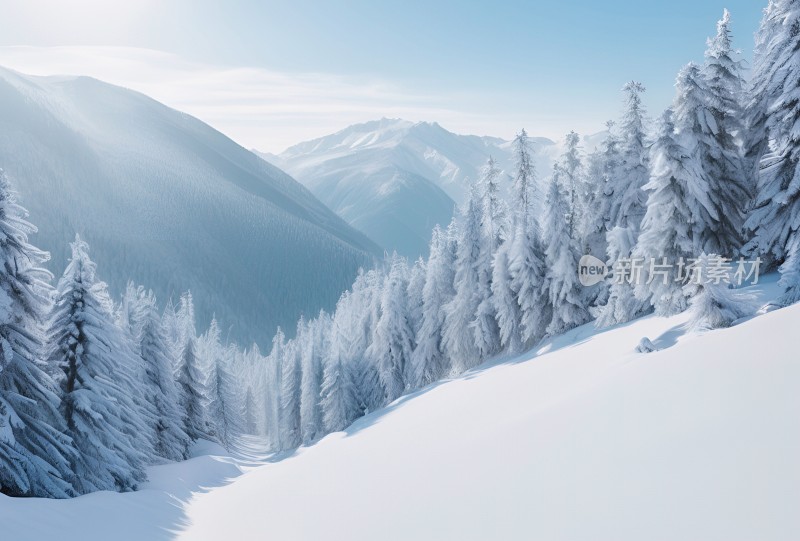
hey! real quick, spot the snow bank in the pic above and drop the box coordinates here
[4,276,798,540]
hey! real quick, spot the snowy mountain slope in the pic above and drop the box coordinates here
[6,275,796,541]
[262,118,560,257]
[0,66,380,346]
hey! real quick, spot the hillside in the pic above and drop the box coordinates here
[5,274,796,541]
[0,67,380,346]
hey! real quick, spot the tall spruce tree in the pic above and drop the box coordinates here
[0,173,76,498]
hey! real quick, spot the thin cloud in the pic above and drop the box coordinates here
[0,46,505,153]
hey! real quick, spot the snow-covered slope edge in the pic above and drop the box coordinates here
[4,276,796,541]
[0,66,381,346]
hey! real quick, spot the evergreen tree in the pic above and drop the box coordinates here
[443,184,494,371]
[411,225,455,387]
[744,0,785,188]
[0,174,75,498]
[176,335,213,442]
[544,179,591,335]
[299,313,328,444]
[607,81,650,230]
[279,327,302,449]
[136,289,191,461]
[368,254,413,402]
[48,236,150,493]
[634,109,701,315]
[676,17,749,257]
[559,131,586,240]
[744,1,800,303]
[209,345,246,449]
[320,308,360,433]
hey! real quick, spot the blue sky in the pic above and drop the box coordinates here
[0,0,764,151]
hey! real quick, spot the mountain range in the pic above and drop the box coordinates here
[0,66,380,347]
[262,118,563,258]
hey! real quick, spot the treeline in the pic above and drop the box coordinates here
[2,1,799,498]
[243,4,799,450]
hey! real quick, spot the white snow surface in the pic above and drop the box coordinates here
[4,275,797,540]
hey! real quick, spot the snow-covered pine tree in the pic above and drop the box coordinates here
[594,119,622,245]
[410,224,455,387]
[135,289,191,461]
[494,128,540,351]
[744,1,800,303]
[744,0,785,188]
[480,156,508,251]
[634,109,705,315]
[443,183,496,371]
[0,173,76,498]
[320,304,360,433]
[512,129,535,218]
[48,236,151,493]
[606,81,650,230]
[559,131,586,240]
[368,254,414,402]
[209,344,246,449]
[279,324,302,449]
[685,254,758,330]
[406,257,427,343]
[265,328,285,448]
[349,269,385,415]
[544,177,591,335]
[509,213,551,347]
[676,15,749,257]
[299,312,328,444]
[176,334,213,443]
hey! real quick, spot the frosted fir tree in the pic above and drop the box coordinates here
[279,324,302,449]
[544,178,591,335]
[300,312,329,444]
[443,184,495,371]
[349,269,386,415]
[702,10,749,234]
[266,328,287,448]
[320,309,360,433]
[685,254,758,330]
[48,236,150,493]
[491,239,522,352]
[411,224,456,387]
[558,131,586,240]
[634,109,703,315]
[593,119,622,246]
[0,174,76,498]
[512,129,535,219]
[745,1,800,303]
[176,335,213,443]
[744,0,785,186]
[136,289,191,461]
[510,218,551,347]
[368,254,414,403]
[606,82,650,231]
[209,346,246,449]
[480,156,508,250]
[671,15,749,258]
[406,257,427,340]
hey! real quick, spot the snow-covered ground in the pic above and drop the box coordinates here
[4,275,798,540]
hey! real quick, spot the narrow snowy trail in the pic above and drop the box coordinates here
[175,277,799,541]
[4,276,798,540]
